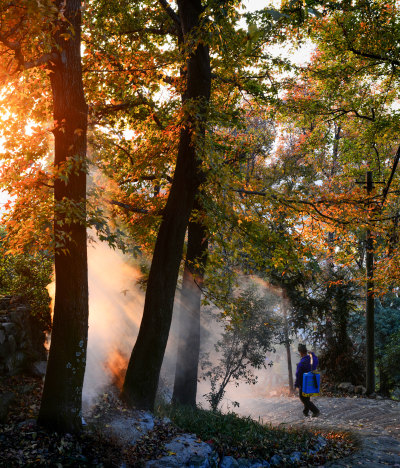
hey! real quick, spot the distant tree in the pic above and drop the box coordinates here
[375,295,400,394]
[381,329,400,394]
[201,286,280,411]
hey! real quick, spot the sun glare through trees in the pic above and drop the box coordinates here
[1,0,400,466]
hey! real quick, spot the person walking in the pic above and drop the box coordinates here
[295,343,320,417]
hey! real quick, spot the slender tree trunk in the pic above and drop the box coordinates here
[282,299,294,395]
[172,211,208,406]
[38,0,88,433]
[365,171,375,395]
[121,0,211,410]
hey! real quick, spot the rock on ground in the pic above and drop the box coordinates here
[145,433,216,468]
[107,411,155,445]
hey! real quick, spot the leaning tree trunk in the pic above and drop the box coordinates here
[172,210,208,407]
[37,0,88,433]
[121,0,211,410]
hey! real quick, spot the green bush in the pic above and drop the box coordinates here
[0,228,52,329]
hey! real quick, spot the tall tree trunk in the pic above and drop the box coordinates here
[172,210,208,406]
[282,298,294,395]
[121,0,211,410]
[38,0,88,433]
[365,171,375,395]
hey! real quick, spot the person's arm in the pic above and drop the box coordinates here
[295,360,305,388]
[294,362,300,388]
[312,353,319,371]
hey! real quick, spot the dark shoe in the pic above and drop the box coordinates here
[311,411,320,418]
[303,409,309,417]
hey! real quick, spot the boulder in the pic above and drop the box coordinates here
[237,459,252,467]
[146,433,214,468]
[354,385,366,395]
[6,351,27,374]
[0,297,47,376]
[2,322,16,335]
[269,454,282,466]
[8,334,17,353]
[221,456,239,468]
[290,451,302,463]
[10,307,28,326]
[249,459,269,467]
[338,382,353,391]
[31,360,47,377]
[0,340,9,358]
[188,454,213,467]
[108,412,155,445]
[0,296,12,309]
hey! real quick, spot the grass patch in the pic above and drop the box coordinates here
[155,403,322,460]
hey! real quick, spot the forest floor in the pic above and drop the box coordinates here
[1,375,399,466]
[237,395,400,467]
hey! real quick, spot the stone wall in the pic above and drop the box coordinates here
[0,295,47,376]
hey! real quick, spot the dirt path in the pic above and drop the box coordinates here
[236,396,400,467]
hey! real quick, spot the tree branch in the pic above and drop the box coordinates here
[381,144,400,207]
[110,199,165,217]
[348,46,400,68]
[158,0,181,28]
[92,92,164,129]
[327,107,375,122]
[23,52,58,70]
[110,200,149,214]
[119,25,179,37]
[0,33,57,71]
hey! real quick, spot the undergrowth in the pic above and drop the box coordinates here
[155,403,349,461]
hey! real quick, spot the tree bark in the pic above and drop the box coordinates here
[282,298,294,395]
[121,0,211,410]
[172,211,208,406]
[365,171,375,395]
[38,0,88,433]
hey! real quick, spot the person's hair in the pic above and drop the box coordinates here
[298,343,307,354]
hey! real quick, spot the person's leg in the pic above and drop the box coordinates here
[308,399,320,416]
[299,389,310,415]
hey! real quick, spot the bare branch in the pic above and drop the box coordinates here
[381,144,400,207]
[110,199,165,217]
[110,200,149,214]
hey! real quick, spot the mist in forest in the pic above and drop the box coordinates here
[47,239,301,409]
[82,241,144,404]
[197,298,298,411]
[83,240,184,405]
